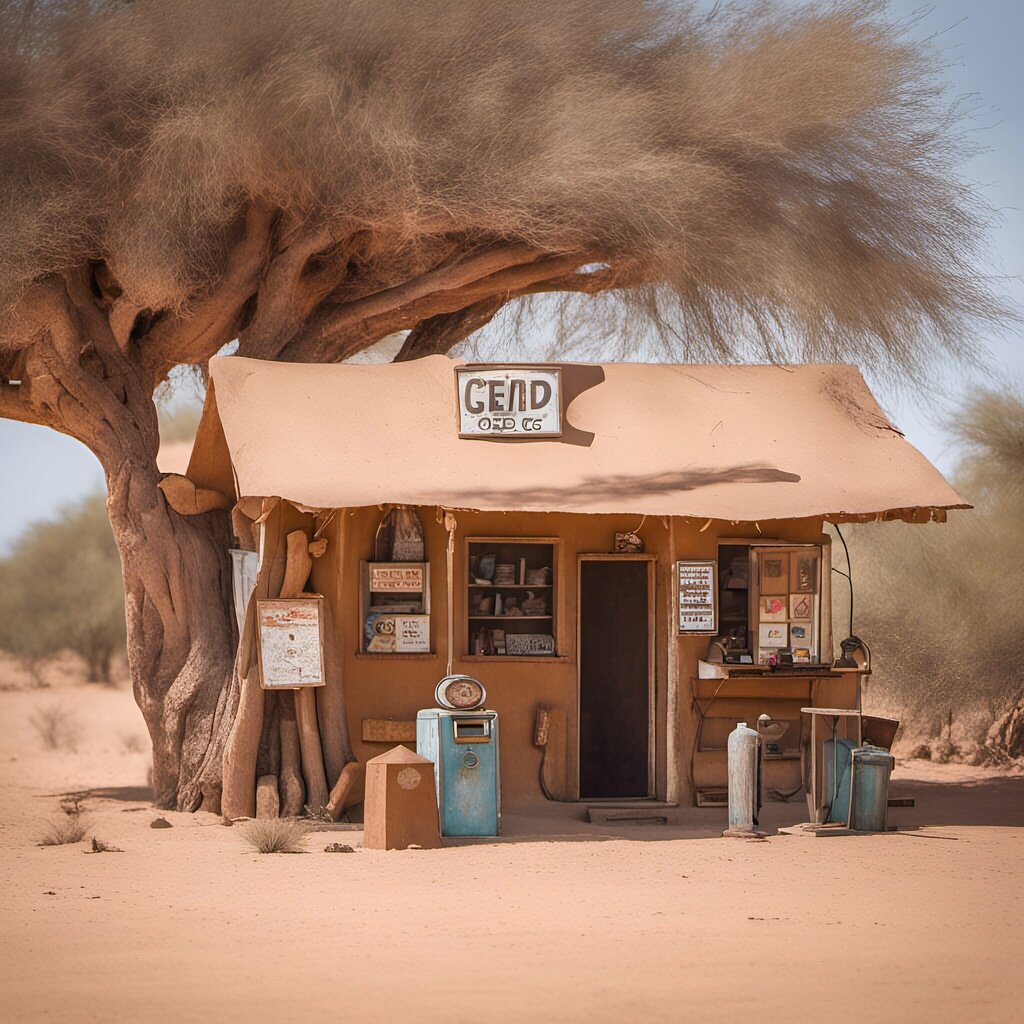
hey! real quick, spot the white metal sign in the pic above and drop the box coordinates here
[456,366,562,438]
[676,560,717,634]
[256,597,325,688]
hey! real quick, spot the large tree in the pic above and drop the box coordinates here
[0,0,1005,810]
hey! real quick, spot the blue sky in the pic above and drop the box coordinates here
[1,0,1020,553]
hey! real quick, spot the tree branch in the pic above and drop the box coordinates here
[143,202,277,378]
[394,296,506,361]
[284,251,622,363]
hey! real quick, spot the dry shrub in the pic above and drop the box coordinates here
[38,815,89,846]
[28,703,83,753]
[0,495,125,686]
[834,387,1024,755]
[239,819,309,855]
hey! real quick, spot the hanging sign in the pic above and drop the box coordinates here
[676,560,717,634]
[456,366,562,438]
[256,597,325,688]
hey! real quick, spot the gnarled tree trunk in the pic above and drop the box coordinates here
[108,474,238,810]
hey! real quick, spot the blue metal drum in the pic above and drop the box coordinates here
[416,709,500,837]
[849,745,895,832]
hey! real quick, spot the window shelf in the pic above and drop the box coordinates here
[466,537,558,657]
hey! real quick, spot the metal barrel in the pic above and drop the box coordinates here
[849,745,895,832]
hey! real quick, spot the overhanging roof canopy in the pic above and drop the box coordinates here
[188,356,968,524]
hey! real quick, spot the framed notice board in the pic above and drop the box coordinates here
[256,597,326,688]
[676,560,717,635]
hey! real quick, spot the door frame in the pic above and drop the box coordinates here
[575,553,657,801]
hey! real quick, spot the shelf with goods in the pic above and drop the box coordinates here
[466,537,558,657]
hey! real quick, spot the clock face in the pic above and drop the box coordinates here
[436,676,485,710]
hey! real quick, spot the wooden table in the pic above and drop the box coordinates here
[801,707,863,822]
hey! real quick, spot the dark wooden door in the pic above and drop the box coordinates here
[579,559,651,798]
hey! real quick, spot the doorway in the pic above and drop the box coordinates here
[578,556,654,799]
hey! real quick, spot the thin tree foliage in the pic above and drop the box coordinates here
[0,0,1008,377]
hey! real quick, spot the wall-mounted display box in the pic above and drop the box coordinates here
[359,561,431,654]
[466,537,558,657]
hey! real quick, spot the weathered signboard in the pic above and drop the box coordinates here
[676,560,717,634]
[505,632,556,656]
[456,366,562,438]
[256,597,325,688]
[369,564,425,592]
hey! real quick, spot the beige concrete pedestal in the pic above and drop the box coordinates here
[363,746,441,851]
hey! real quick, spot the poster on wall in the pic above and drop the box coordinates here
[676,560,717,634]
[257,597,325,689]
[365,612,431,653]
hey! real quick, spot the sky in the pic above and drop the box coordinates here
[0,0,1021,553]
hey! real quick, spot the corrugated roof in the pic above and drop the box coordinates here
[188,355,968,523]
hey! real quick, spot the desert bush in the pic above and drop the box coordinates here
[0,494,125,684]
[239,819,309,854]
[38,814,89,846]
[833,387,1024,751]
[29,704,83,753]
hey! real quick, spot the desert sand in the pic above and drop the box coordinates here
[1,670,1022,1024]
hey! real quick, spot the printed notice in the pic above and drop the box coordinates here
[677,560,717,634]
[257,598,325,688]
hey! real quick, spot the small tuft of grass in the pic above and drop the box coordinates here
[29,703,83,752]
[38,815,90,846]
[239,818,309,854]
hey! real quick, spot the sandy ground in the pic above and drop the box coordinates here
[1,672,1022,1024]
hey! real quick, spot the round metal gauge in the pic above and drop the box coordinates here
[435,675,486,710]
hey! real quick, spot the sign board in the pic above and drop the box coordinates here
[505,633,556,656]
[395,614,430,652]
[366,613,431,653]
[676,560,717,634]
[456,366,562,438]
[257,597,325,688]
[369,564,425,592]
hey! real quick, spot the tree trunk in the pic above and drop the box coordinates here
[106,455,238,812]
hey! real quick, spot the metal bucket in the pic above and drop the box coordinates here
[849,745,895,832]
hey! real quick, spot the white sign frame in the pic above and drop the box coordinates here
[256,597,326,689]
[455,365,562,439]
[676,560,717,635]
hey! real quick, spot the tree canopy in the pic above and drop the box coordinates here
[0,0,1007,392]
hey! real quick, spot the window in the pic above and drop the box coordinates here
[466,538,557,657]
